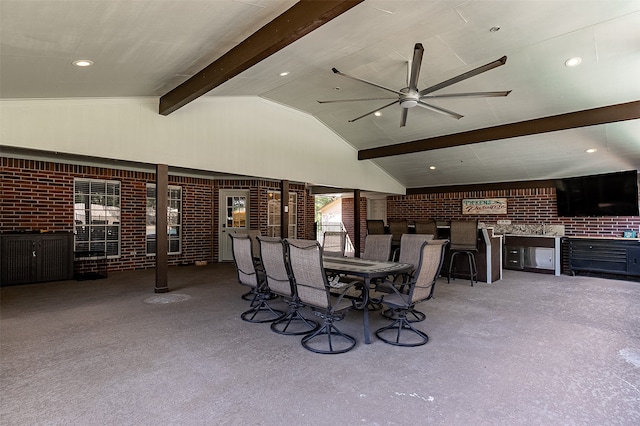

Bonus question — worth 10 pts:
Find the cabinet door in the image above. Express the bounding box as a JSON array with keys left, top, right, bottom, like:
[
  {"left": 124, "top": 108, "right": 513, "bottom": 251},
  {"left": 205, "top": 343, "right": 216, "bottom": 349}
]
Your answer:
[
  {"left": 38, "top": 235, "right": 73, "bottom": 282},
  {"left": 627, "top": 247, "right": 640, "bottom": 276},
  {"left": 1, "top": 237, "right": 36, "bottom": 285}
]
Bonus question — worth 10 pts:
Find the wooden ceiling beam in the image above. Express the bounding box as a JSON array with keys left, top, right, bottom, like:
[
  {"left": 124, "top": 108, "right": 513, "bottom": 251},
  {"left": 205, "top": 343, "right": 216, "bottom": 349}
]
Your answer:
[
  {"left": 159, "top": 0, "right": 363, "bottom": 116},
  {"left": 358, "top": 100, "right": 640, "bottom": 160}
]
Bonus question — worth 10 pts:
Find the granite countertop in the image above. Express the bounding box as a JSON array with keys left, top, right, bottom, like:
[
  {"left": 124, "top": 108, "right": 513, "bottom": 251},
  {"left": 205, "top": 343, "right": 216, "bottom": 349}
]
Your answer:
[{"left": 503, "top": 234, "right": 563, "bottom": 238}]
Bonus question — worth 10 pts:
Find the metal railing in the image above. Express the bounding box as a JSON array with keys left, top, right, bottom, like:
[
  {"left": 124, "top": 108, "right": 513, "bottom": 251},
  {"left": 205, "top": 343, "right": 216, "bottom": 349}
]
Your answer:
[{"left": 316, "top": 222, "right": 354, "bottom": 254}]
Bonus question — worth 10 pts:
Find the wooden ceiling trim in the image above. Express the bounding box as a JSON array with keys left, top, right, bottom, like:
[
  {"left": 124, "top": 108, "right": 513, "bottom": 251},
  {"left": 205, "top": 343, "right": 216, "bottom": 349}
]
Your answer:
[
  {"left": 358, "top": 100, "right": 640, "bottom": 160},
  {"left": 159, "top": 0, "right": 364, "bottom": 115}
]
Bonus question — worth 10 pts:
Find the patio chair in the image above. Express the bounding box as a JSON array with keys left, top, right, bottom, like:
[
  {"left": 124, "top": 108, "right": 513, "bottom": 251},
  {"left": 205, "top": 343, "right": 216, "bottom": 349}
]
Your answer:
[
  {"left": 366, "top": 219, "right": 385, "bottom": 235},
  {"left": 257, "top": 236, "right": 319, "bottom": 336},
  {"left": 382, "top": 233, "right": 435, "bottom": 322},
  {"left": 322, "top": 231, "right": 346, "bottom": 257},
  {"left": 333, "top": 234, "right": 393, "bottom": 307},
  {"left": 362, "top": 234, "right": 393, "bottom": 262},
  {"left": 286, "top": 238, "right": 357, "bottom": 354},
  {"left": 229, "top": 233, "right": 285, "bottom": 323},
  {"left": 234, "top": 229, "right": 261, "bottom": 256},
  {"left": 388, "top": 219, "right": 409, "bottom": 247},
  {"left": 234, "top": 229, "right": 266, "bottom": 301},
  {"left": 447, "top": 219, "right": 479, "bottom": 286},
  {"left": 375, "top": 239, "right": 449, "bottom": 347},
  {"left": 414, "top": 219, "right": 438, "bottom": 237}
]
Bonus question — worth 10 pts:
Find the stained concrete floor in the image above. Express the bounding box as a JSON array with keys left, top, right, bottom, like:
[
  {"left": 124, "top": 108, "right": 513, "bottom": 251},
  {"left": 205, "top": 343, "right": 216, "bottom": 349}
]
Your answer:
[{"left": 2, "top": 263, "right": 640, "bottom": 425}]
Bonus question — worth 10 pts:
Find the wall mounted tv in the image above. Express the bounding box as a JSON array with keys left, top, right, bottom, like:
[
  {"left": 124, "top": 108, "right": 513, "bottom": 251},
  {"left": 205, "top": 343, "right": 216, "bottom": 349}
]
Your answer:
[{"left": 555, "top": 170, "right": 639, "bottom": 217}]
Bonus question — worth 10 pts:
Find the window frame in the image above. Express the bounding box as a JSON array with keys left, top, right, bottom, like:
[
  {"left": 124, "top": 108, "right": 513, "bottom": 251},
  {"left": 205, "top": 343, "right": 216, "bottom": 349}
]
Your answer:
[
  {"left": 73, "top": 178, "right": 121, "bottom": 259},
  {"left": 267, "top": 191, "right": 297, "bottom": 237},
  {"left": 146, "top": 183, "right": 182, "bottom": 256}
]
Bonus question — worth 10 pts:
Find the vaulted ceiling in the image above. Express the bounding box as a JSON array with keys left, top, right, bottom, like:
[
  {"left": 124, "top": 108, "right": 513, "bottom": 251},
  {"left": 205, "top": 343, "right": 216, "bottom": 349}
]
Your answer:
[{"left": 2, "top": 0, "right": 639, "bottom": 190}]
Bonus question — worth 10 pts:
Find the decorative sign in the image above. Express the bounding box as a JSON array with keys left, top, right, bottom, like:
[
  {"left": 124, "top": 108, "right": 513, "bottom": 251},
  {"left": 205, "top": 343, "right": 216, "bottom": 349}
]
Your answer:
[{"left": 462, "top": 198, "right": 507, "bottom": 215}]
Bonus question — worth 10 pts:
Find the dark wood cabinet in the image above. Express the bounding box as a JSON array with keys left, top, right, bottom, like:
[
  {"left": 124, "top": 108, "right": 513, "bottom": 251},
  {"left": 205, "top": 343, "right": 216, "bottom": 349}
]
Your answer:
[
  {"left": 1, "top": 233, "right": 74, "bottom": 285},
  {"left": 568, "top": 237, "right": 640, "bottom": 278}
]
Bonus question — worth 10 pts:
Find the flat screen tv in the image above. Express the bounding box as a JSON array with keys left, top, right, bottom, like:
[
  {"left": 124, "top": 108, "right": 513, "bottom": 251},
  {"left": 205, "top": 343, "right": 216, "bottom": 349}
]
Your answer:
[{"left": 555, "top": 170, "right": 639, "bottom": 217}]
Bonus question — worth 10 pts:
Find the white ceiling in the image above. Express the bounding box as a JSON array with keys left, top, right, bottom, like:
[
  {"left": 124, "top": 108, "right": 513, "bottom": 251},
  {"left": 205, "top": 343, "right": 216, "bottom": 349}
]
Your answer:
[{"left": 2, "top": 0, "right": 640, "bottom": 189}]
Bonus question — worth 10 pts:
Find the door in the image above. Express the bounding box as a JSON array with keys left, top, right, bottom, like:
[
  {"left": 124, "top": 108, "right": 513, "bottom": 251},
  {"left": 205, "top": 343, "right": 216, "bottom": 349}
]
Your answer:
[{"left": 219, "top": 190, "right": 249, "bottom": 262}]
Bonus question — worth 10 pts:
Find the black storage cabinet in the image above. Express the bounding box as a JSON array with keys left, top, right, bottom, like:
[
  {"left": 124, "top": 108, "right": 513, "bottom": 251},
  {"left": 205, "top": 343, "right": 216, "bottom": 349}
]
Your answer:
[
  {"left": 568, "top": 237, "right": 640, "bottom": 278},
  {"left": 0, "top": 232, "right": 74, "bottom": 286}
]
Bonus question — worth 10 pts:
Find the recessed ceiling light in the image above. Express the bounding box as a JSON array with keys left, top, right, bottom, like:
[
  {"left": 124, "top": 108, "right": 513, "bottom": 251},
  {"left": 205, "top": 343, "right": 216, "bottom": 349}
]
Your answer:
[
  {"left": 429, "top": 166, "right": 436, "bottom": 170},
  {"left": 279, "top": 71, "right": 289, "bottom": 77},
  {"left": 586, "top": 148, "right": 597, "bottom": 153},
  {"left": 72, "top": 59, "right": 94, "bottom": 67},
  {"left": 565, "top": 57, "right": 582, "bottom": 67},
  {"left": 374, "top": 111, "right": 382, "bottom": 117}
]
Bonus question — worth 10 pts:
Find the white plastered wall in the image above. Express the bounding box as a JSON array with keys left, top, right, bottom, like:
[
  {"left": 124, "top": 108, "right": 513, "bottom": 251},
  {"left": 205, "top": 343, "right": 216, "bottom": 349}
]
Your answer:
[{"left": 0, "top": 96, "right": 405, "bottom": 194}]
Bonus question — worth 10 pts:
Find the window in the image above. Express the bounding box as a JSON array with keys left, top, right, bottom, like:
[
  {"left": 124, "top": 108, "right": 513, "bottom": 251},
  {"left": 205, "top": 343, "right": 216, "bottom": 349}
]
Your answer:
[
  {"left": 147, "top": 184, "right": 182, "bottom": 255},
  {"left": 267, "top": 191, "right": 297, "bottom": 237},
  {"left": 74, "top": 179, "right": 121, "bottom": 257}
]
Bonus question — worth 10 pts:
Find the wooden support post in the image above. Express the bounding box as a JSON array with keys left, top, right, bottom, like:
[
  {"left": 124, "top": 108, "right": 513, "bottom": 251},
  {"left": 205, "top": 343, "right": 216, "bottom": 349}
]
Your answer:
[
  {"left": 281, "top": 180, "right": 289, "bottom": 238},
  {"left": 155, "top": 164, "right": 169, "bottom": 293},
  {"left": 354, "top": 189, "right": 361, "bottom": 258}
]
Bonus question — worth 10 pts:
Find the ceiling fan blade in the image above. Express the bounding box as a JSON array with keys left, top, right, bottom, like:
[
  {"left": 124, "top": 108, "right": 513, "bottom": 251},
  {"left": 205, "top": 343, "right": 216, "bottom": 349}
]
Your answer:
[
  {"left": 348, "top": 100, "right": 398, "bottom": 123},
  {"left": 317, "top": 97, "right": 397, "bottom": 104},
  {"left": 418, "top": 56, "right": 507, "bottom": 97},
  {"left": 416, "top": 101, "right": 463, "bottom": 120},
  {"left": 332, "top": 68, "right": 402, "bottom": 96},
  {"left": 408, "top": 43, "right": 423, "bottom": 93},
  {"left": 421, "top": 90, "right": 512, "bottom": 99},
  {"left": 400, "top": 108, "right": 409, "bottom": 127}
]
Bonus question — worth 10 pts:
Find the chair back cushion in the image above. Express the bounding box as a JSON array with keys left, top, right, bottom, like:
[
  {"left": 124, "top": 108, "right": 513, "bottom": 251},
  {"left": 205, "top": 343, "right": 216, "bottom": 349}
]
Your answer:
[
  {"left": 409, "top": 240, "right": 449, "bottom": 304},
  {"left": 362, "top": 234, "right": 393, "bottom": 261},
  {"left": 257, "top": 236, "right": 293, "bottom": 297},
  {"left": 286, "top": 239, "right": 330, "bottom": 309},
  {"left": 414, "top": 219, "right": 437, "bottom": 236},
  {"left": 449, "top": 220, "right": 479, "bottom": 251},
  {"left": 234, "top": 230, "right": 262, "bottom": 255},
  {"left": 398, "top": 234, "right": 435, "bottom": 272},
  {"left": 366, "top": 219, "right": 385, "bottom": 235},
  {"left": 229, "top": 233, "right": 259, "bottom": 288},
  {"left": 388, "top": 219, "right": 409, "bottom": 242},
  {"left": 322, "top": 231, "right": 346, "bottom": 257}
]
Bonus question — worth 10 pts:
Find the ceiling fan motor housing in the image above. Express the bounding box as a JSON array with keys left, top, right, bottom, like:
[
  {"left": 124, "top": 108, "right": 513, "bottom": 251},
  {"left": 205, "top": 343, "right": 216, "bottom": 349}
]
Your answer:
[{"left": 400, "top": 88, "right": 419, "bottom": 108}]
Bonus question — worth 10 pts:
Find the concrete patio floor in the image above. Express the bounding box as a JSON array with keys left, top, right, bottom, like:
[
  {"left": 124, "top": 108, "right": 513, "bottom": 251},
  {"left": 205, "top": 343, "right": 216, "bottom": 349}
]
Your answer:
[{"left": 2, "top": 263, "right": 640, "bottom": 425}]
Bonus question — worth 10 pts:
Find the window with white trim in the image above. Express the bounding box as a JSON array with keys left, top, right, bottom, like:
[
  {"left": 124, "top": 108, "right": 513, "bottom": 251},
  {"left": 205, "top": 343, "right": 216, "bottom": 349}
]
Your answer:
[
  {"left": 74, "top": 178, "right": 121, "bottom": 257},
  {"left": 146, "top": 184, "right": 182, "bottom": 255},
  {"left": 267, "top": 191, "right": 297, "bottom": 237}
]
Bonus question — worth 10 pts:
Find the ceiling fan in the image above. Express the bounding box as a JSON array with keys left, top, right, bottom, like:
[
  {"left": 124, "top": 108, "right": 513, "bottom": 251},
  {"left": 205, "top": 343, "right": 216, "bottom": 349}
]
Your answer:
[{"left": 318, "top": 43, "right": 511, "bottom": 127}]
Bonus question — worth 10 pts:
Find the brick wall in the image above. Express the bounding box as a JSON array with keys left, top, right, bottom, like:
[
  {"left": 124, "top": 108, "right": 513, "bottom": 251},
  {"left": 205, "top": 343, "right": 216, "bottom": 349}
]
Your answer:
[
  {"left": 341, "top": 186, "right": 640, "bottom": 252},
  {"left": 213, "top": 179, "right": 313, "bottom": 260},
  {"left": 386, "top": 187, "right": 640, "bottom": 237},
  {"left": 1, "top": 157, "right": 314, "bottom": 274}
]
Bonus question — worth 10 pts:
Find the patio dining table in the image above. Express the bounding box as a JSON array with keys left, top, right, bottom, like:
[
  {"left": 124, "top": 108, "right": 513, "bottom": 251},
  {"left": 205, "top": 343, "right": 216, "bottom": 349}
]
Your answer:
[{"left": 322, "top": 256, "right": 413, "bottom": 344}]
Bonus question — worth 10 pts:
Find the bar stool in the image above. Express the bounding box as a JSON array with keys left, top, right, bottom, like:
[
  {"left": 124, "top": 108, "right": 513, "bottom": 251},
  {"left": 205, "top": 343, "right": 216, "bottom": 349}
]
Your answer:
[{"left": 447, "top": 219, "right": 478, "bottom": 286}]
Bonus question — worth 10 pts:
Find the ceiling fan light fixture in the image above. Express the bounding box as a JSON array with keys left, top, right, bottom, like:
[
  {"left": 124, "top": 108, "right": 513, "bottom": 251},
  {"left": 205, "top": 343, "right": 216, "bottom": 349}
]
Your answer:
[{"left": 400, "top": 99, "right": 418, "bottom": 108}]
